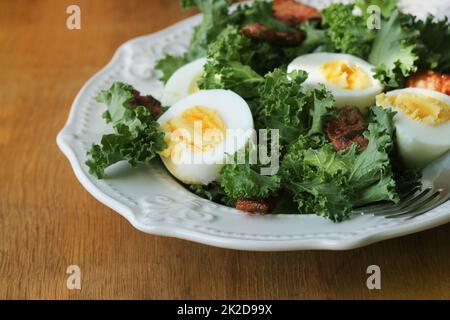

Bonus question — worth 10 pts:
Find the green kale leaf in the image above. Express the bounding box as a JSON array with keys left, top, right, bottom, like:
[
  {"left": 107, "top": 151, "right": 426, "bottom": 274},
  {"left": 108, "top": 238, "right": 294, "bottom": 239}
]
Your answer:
[
  {"left": 295, "top": 20, "right": 334, "bottom": 55},
  {"left": 220, "top": 163, "right": 281, "bottom": 200},
  {"left": 368, "top": 9, "right": 421, "bottom": 88},
  {"left": 256, "top": 69, "right": 335, "bottom": 145},
  {"left": 86, "top": 82, "right": 166, "bottom": 179},
  {"left": 307, "top": 87, "right": 336, "bottom": 135},
  {"left": 415, "top": 15, "right": 450, "bottom": 72},
  {"left": 256, "top": 69, "right": 310, "bottom": 144},
  {"left": 198, "top": 25, "right": 277, "bottom": 98},
  {"left": 322, "top": 3, "right": 374, "bottom": 58},
  {"left": 280, "top": 136, "right": 352, "bottom": 222},
  {"left": 182, "top": 0, "right": 238, "bottom": 59},
  {"left": 355, "top": 0, "right": 398, "bottom": 19},
  {"left": 233, "top": 0, "right": 295, "bottom": 32},
  {"left": 218, "top": 143, "right": 281, "bottom": 201},
  {"left": 347, "top": 106, "right": 399, "bottom": 205},
  {"left": 156, "top": 0, "right": 237, "bottom": 83},
  {"left": 155, "top": 54, "right": 190, "bottom": 84},
  {"left": 189, "top": 182, "right": 235, "bottom": 206},
  {"left": 279, "top": 107, "right": 399, "bottom": 222}
]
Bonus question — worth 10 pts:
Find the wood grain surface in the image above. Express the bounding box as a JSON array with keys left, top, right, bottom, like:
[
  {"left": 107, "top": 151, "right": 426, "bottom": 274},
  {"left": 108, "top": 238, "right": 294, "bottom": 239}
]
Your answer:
[{"left": 1, "top": 0, "right": 450, "bottom": 300}]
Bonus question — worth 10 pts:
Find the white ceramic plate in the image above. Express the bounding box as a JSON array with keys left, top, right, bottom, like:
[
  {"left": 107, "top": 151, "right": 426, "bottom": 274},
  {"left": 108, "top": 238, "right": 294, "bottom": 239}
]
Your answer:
[{"left": 57, "top": 0, "right": 450, "bottom": 251}]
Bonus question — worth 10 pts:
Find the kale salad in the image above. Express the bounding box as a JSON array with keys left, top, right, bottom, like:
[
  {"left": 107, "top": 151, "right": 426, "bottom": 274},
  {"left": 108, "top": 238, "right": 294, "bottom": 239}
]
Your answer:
[{"left": 86, "top": 0, "right": 450, "bottom": 222}]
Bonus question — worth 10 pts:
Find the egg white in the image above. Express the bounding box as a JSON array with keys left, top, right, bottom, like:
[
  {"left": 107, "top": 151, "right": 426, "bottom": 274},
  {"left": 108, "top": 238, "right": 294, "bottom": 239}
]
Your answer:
[
  {"left": 380, "top": 88, "right": 450, "bottom": 168},
  {"left": 287, "top": 52, "right": 384, "bottom": 112},
  {"left": 158, "top": 89, "right": 254, "bottom": 185},
  {"left": 161, "top": 57, "right": 207, "bottom": 107}
]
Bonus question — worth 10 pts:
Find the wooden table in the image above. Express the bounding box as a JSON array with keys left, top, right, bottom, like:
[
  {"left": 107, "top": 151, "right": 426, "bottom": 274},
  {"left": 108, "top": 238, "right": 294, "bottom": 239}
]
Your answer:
[{"left": 1, "top": 0, "right": 449, "bottom": 300}]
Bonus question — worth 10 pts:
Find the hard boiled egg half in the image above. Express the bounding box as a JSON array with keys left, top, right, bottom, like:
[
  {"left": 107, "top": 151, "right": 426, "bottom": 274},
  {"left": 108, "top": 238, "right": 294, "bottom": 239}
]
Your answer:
[
  {"left": 161, "top": 57, "right": 206, "bottom": 107},
  {"left": 158, "top": 89, "right": 254, "bottom": 185},
  {"left": 287, "top": 53, "right": 384, "bottom": 111},
  {"left": 376, "top": 88, "right": 450, "bottom": 168}
]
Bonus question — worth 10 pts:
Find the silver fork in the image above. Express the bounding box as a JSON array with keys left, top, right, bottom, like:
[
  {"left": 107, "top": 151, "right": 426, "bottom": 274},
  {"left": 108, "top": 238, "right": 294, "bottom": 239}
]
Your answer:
[{"left": 352, "top": 151, "right": 450, "bottom": 219}]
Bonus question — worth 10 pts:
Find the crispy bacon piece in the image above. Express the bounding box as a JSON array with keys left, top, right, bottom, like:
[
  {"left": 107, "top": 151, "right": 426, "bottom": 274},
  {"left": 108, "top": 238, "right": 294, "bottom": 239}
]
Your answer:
[
  {"left": 240, "top": 23, "right": 305, "bottom": 46},
  {"left": 130, "top": 90, "right": 163, "bottom": 117},
  {"left": 273, "top": 0, "right": 321, "bottom": 26},
  {"left": 236, "top": 198, "right": 271, "bottom": 214},
  {"left": 325, "top": 107, "right": 369, "bottom": 151},
  {"left": 406, "top": 70, "right": 450, "bottom": 96}
]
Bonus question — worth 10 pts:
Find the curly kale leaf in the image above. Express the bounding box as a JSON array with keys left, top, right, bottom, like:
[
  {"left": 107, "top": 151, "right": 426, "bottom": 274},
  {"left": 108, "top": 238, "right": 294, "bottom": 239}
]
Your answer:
[
  {"left": 295, "top": 20, "right": 335, "bottom": 54},
  {"left": 220, "top": 163, "right": 281, "bottom": 200},
  {"left": 256, "top": 69, "right": 309, "bottom": 144},
  {"left": 368, "top": 10, "right": 421, "bottom": 88},
  {"left": 256, "top": 69, "right": 335, "bottom": 145},
  {"left": 86, "top": 82, "right": 166, "bottom": 179},
  {"left": 415, "top": 15, "right": 450, "bottom": 73},
  {"left": 307, "top": 87, "right": 336, "bottom": 135},
  {"left": 217, "top": 143, "right": 281, "bottom": 201},
  {"left": 280, "top": 136, "right": 352, "bottom": 222},
  {"left": 233, "top": 0, "right": 295, "bottom": 32},
  {"left": 290, "top": 175, "right": 352, "bottom": 222},
  {"left": 156, "top": 0, "right": 237, "bottom": 83},
  {"left": 355, "top": 0, "right": 398, "bottom": 19},
  {"left": 155, "top": 54, "right": 190, "bottom": 84},
  {"left": 198, "top": 25, "right": 280, "bottom": 98},
  {"left": 181, "top": 0, "right": 239, "bottom": 59},
  {"left": 189, "top": 182, "right": 235, "bottom": 206},
  {"left": 322, "top": 3, "right": 374, "bottom": 58},
  {"left": 347, "top": 106, "right": 399, "bottom": 205},
  {"left": 279, "top": 107, "right": 399, "bottom": 222},
  {"left": 199, "top": 60, "right": 264, "bottom": 99}
]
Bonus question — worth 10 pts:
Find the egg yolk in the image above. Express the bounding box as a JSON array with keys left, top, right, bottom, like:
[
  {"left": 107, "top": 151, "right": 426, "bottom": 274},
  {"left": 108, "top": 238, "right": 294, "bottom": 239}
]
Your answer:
[
  {"left": 376, "top": 93, "right": 450, "bottom": 125},
  {"left": 159, "top": 106, "right": 225, "bottom": 160},
  {"left": 320, "top": 60, "right": 372, "bottom": 90}
]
